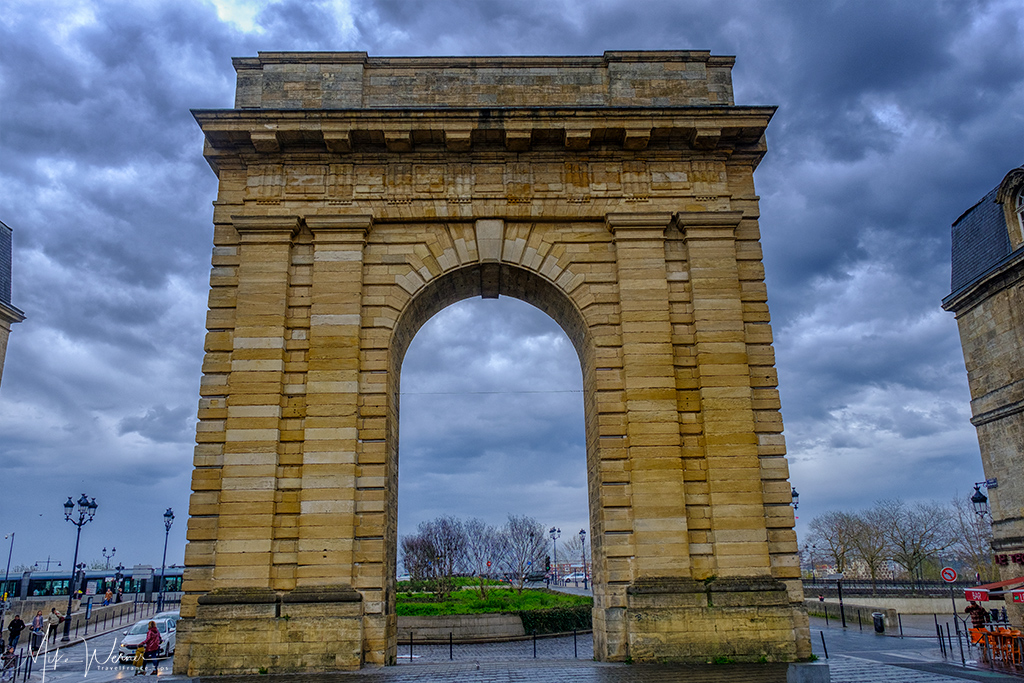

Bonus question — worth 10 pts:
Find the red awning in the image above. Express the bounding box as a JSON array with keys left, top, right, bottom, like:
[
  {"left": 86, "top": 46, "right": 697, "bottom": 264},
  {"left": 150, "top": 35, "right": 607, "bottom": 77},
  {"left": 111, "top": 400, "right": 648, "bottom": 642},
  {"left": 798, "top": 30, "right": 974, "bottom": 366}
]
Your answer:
[{"left": 966, "top": 575, "right": 1024, "bottom": 601}]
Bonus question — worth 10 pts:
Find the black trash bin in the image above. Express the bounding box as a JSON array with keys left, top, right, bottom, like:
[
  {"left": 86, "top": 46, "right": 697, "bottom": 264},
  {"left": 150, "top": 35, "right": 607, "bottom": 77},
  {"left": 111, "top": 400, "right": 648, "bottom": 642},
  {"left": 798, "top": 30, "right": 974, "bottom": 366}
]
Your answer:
[
  {"left": 31, "top": 629, "right": 43, "bottom": 652},
  {"left": 872, "top": 612, "right": 885, "bottom": 633}
]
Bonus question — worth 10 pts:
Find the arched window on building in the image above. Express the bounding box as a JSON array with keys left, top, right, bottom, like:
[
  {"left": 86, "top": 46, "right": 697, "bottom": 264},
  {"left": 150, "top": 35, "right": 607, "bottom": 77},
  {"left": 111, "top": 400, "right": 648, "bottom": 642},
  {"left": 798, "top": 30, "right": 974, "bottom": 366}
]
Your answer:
[{"left": 1016, "top": 185, "right": 1024, "bottom": 240}]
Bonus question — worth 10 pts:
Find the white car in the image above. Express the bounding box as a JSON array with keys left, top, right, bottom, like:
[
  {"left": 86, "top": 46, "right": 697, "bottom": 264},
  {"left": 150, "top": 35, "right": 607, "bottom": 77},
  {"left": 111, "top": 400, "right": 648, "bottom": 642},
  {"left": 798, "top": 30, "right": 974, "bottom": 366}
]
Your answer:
[{"left": 117, "top": 617, "right": 176, "bottom": 664}]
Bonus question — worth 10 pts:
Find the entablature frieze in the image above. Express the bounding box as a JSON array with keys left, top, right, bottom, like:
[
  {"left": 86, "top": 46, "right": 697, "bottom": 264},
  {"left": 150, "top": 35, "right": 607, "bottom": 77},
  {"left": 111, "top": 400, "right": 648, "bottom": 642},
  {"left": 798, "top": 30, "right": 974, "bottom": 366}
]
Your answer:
[{"left": 215, "top": 157, "right": 747, "bottom": 217}]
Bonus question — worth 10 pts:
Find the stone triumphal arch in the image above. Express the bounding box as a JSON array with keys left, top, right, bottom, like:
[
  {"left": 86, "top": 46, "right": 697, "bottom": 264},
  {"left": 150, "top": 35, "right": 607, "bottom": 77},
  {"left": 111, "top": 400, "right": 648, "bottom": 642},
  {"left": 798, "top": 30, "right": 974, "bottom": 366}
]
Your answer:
[{"left": 176, "top": 51, "right": 810, "bottom": 675}]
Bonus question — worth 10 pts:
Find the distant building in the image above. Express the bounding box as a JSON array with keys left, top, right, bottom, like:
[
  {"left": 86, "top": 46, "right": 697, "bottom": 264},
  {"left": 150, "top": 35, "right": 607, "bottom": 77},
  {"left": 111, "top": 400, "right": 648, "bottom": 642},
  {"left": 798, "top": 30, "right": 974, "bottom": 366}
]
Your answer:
[
  {"left": 942, "top": 165, "right": 1024, "bottom": 627},
  {"left": 0, "top": 220, "right": 26, "bottom": 387}
]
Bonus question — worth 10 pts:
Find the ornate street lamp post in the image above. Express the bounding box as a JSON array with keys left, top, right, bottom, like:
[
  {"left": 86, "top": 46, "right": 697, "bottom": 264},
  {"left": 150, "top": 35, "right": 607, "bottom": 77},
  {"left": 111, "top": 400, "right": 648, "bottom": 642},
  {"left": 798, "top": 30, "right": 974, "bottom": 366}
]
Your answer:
[
  {"left": 157, "top": 508, "right": 174, "bottom": 612},
  {"left": 101, "top": 546, "right": 116, "bottom": 570},
  {"left": 548, "top": 527, "right": 560, "bottom": 586},
  {"left": 62, "top": 494, "right": 97, "bottom": 641},
  {"left": 579, "top": 528, "right": 588, "bottom": 590}
]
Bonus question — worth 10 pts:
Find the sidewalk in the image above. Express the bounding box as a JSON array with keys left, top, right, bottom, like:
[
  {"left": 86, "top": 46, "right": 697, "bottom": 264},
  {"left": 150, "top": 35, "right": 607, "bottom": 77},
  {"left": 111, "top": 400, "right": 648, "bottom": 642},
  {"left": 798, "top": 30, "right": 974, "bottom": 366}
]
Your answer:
[{"left": 7, "top": 612, "right": 1021, "bottom": 683}]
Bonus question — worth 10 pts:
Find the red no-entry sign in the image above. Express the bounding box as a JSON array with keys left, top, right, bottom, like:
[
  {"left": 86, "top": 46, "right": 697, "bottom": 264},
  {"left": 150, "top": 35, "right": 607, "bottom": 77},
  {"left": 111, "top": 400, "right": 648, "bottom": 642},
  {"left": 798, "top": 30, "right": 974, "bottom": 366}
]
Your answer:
[{"left": 941, "top": 567, "right": 957, "bottom": 583}]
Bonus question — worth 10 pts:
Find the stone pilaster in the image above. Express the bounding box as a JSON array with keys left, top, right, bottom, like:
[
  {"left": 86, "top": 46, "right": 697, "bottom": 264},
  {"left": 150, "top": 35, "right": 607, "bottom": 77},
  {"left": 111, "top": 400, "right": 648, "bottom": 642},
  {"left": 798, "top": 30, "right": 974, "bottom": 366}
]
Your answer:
[
  {"left": 607, "top": 212, "right": 690, "bottom": 578},
  {"left": 217, "top": 215, "right": 297, "bottom": 586},
  {"left": 299, "top": 215, "right": 371, "bottom": 588},
  {"left": 677, "top": 211, "right": 771, "bottom": 577}
]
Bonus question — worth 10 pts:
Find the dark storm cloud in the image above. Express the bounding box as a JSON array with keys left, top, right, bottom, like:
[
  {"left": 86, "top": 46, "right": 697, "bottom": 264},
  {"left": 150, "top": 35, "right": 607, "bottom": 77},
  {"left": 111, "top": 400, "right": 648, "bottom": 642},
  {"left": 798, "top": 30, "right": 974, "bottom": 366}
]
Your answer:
[{"left": 1, "top": 0, "right": 1021, "bottom": 565}]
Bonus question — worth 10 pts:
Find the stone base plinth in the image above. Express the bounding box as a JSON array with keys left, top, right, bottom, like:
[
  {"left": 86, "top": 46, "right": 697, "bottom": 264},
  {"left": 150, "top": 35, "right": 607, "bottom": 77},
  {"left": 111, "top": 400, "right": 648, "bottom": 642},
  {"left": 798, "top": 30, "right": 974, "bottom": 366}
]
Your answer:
[
  {"left": 625, "top": 577, "right": 804, "bottom": 663},
  {"left": 174, "top": 586, "right": 363, "bottom": 675}
]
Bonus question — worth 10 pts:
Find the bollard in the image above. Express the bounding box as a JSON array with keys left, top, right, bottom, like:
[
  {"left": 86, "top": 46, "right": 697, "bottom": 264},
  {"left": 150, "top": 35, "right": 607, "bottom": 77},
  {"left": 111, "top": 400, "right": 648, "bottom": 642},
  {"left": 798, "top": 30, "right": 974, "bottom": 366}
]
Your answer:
[
  {"left": 819, "top": 631, "right": 828, "bottom": 659},
  {"left": 533, "top": 630, "right": 537, "bottom": 658},
  {"left": 409, "top": 632, "right": 413, "bottom": 662},
  {"left": 953, "top": 618, "right": 965, "bottom": 665},
  {"left": 898, "top": 613, "right": 904, "bottom": 638},
  {"left": 574, "top": 629, "right": 577, "bottom": 658},
  {"left": 449, "top": 632, "right": 453, "bottom": 660}
]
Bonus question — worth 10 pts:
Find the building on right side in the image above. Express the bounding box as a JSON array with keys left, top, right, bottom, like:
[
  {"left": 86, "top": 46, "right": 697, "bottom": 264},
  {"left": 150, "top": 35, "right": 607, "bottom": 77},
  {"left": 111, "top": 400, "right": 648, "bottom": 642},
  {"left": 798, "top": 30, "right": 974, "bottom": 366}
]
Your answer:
[
  {"left": 0, "top": 220, "right": 26, "bottom": 388},
  {"left": 942, "top": 165, "right": 1024, "bottom": 627}
]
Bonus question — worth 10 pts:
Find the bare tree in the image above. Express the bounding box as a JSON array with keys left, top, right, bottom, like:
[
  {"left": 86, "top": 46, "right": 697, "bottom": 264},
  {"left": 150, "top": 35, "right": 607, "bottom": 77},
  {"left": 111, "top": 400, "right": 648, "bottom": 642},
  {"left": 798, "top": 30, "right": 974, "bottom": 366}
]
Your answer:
[
  {"left": 464, "top": 517, "right": 503, "bottom": 598},
  {"left": 880, "top": 499, "right": 954, "bottom": 583},
  {"left": 949, "top": 493, "right": 994, "bottom": 583},
  {"left": 401, "top": 533, "right": 439, "bottom": 585},
  {"left": 558, "top": 532, "right": 591, "bottom": 570},
  {"left": 806, "top": 510, "right": 858, "bottom": 574},
  {"left": 421, "top": 516, "right": 468, "bottom": 600},
  {"left": 849, "top": 504, "right": 891, "bottom": 593},
  {"left": 401, "top": 516, "right": 468, "bottom": 600},
  {"left": 499, "top": 515, "right": 547, "bottom": 593}
]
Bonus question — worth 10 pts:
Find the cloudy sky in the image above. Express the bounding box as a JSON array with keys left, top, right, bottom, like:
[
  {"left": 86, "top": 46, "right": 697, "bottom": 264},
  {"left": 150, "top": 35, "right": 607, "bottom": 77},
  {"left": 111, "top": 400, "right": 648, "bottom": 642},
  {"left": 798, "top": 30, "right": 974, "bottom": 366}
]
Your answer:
[{"left": 1, "top": 0, "right": 1022, "bottom": 576}]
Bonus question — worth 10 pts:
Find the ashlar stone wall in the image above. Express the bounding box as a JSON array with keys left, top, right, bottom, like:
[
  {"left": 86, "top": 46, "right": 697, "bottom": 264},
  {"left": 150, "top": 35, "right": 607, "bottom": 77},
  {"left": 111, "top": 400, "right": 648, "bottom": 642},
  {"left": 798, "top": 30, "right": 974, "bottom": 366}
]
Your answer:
[{"left": 177, "top": 51, "right": 809, "bottom": 675}]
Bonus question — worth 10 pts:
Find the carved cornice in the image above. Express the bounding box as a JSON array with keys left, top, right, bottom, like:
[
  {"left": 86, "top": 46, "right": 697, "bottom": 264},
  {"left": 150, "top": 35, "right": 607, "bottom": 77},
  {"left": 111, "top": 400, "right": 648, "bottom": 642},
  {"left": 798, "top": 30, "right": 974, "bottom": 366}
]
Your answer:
[
  {"left": 231, "top": 215, "right": 301, "bottom": 242},
  {"left": 0, "top": 300, "right": 25, "bottom": 325},
  {"left": 942, "top": 247, "right": 1024, "bottom": 315},
  {"left": 305, "top": 214, "right": 372, "bottom": 243},
  {"left": 192, "top": 107, "right": 775, "bottom": 175}
]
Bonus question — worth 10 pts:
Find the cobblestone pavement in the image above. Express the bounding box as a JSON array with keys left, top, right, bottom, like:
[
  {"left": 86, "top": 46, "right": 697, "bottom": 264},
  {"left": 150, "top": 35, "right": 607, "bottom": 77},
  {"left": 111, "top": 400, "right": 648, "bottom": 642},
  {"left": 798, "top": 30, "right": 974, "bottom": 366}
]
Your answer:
[
  {"left": 395, "top": 632, "right": 593, "bottom": 663},
  {"left": 9, "top": 618, "right": 1022, "bottom": 683}
]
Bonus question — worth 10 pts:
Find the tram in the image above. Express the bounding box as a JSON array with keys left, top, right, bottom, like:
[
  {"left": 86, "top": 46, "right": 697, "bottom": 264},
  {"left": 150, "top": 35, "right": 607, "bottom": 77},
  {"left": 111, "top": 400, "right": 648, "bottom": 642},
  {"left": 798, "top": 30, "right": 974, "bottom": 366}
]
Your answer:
[{"left": 0, "top": 565, "right": 183, "bottom": 601}]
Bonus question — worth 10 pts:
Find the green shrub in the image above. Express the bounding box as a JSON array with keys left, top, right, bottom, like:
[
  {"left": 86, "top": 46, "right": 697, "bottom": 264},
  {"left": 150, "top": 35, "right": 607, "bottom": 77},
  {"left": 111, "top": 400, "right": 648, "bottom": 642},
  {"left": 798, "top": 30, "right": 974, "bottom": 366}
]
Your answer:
[
  {"left": 395, "top": 588, "right": 591, "bottom": 618},
  {"left": 516, "top": 605, "right": 592, "bottom": 634}
]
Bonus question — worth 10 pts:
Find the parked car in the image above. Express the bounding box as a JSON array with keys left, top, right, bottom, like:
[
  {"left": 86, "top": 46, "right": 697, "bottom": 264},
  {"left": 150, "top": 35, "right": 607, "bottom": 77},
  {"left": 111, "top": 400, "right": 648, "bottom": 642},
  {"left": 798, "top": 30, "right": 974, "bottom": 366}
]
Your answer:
[
  {"left": 117, "top": 617, "right": 176, "bottom": 664},
  {"left": 561, "top": 572, "right": 588, "bottom": 582},
  {"left": 152, "top": 610, "right": 180, "bottom": 629}
]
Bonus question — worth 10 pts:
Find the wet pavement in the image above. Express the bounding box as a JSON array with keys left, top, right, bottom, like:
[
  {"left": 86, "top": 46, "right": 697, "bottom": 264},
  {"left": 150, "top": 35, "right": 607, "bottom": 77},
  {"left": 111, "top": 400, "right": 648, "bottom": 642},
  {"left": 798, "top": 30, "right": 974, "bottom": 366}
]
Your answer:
[{"left": 4, "top": 612, "right": 1021, "bottom": 683}]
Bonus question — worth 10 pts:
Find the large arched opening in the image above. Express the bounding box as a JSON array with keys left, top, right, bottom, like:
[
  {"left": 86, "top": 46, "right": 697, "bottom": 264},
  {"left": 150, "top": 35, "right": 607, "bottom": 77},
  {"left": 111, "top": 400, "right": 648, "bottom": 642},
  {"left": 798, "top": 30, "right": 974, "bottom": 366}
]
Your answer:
[{"left": 384, "top": 263, "right": 603, "bottom": 661}]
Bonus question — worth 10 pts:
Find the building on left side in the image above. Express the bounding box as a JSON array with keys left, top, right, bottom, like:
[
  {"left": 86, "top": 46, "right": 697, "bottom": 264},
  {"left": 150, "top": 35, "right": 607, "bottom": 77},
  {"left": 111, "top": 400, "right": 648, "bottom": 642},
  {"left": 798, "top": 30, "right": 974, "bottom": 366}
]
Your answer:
[{"left": 0, "top": 220, "right": 26, "bottom": 387}]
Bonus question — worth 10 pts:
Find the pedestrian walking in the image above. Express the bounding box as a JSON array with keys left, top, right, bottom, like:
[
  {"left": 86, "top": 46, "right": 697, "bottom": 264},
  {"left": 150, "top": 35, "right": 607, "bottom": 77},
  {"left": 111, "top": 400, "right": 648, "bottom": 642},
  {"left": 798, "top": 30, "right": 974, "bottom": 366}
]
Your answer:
[
  {"left": 6, "top": 616, "right": 24, "bottom": 650},
  {"left": 965, "top": 600, "right": 988, "bottom": 629},
  {"left": 0, "top": 646, "right": 16, "bottom": 682},
  {"left": 29, "top": 611, "right": 44, "bottom": 654},
  {"left": 104, "top": 589, "right": 113, "bottom": 606},
  {"left": 141, "top": 621, "right": 161, "bottom": 675},
  {"left": 46, "top": 609, "right": 62, "bottom": 644}
]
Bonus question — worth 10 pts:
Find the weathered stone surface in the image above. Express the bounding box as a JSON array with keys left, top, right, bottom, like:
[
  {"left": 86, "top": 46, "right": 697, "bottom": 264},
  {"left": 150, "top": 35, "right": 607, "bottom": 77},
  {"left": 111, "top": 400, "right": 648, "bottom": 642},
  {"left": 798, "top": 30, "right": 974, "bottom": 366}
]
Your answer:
[
  {"left": 943, "top": 165, "right": 1024, "bottom": 631},
  {"left": 177, "top": 51, "right": 808, "bottom": 674}
]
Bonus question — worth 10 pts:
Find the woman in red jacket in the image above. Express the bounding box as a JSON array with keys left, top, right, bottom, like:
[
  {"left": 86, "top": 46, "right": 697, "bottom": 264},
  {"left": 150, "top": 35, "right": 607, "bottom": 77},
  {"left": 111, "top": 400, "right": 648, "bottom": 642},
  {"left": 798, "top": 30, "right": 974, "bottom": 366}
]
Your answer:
[{"left": 141, "top": 621, "right": 162, "bottom": 676}]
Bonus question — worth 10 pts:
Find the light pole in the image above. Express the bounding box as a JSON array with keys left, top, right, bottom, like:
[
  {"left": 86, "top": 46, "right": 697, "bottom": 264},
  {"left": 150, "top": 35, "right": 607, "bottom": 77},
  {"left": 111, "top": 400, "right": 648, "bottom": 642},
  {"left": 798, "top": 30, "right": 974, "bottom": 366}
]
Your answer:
[
  {"left": 157, "top": 508, "right": 174, "bottom": 612},
  {"left": 62, "top": 494, "right": 97, "bottom": 641},
  {"left": 34, "top": 557, "right": 62, "bottom": 571},
  {"left": 114, "top": 563, "right": 125, "bottom": 602},
  {"left": 2, "top": 533, "right": 13, "bottom": 631},
  {"left": 101, "top": 547, "right": 116, "bottom": 570},
  {"left": 548, "top": 527, "right": 560, "bottom": 585},
  {"left": 579, "top": 528, "right": 588, "bottom": 590},
  {"left": 3, "top": 533, "right": 13, "bottom": 597}
]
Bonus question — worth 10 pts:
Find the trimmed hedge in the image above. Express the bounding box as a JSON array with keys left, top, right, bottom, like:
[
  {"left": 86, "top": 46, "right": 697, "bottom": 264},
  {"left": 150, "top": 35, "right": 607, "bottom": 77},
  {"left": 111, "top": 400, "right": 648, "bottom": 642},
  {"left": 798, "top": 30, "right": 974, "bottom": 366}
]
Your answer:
[{"left": 516, "top": 604, "right": 592, "bottom": 634}]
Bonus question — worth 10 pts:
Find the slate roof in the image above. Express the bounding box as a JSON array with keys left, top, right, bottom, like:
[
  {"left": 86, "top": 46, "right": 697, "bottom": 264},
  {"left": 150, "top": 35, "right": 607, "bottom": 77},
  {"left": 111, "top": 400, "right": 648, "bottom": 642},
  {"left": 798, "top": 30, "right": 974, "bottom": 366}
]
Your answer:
[
  {"left": 0, "top": 221, "right": 12, "bottom": 307},
  {"left": 950, "top": 186, "right": 1012, "bottom": 294}
]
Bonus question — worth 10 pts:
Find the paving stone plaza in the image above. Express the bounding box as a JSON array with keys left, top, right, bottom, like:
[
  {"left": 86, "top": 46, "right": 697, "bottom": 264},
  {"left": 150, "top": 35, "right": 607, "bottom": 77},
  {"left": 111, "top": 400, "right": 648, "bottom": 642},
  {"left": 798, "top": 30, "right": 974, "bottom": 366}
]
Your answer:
[{"left": 11, "top": 616, "right": 1024, "bottom": 683}]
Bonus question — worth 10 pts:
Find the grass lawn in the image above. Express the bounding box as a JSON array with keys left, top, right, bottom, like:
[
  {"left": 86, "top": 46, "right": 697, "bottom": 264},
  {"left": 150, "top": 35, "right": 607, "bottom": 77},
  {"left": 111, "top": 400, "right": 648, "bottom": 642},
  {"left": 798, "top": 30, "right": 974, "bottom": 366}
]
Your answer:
[{"left": 396, "top": 587, "right": 592, "bottom": 616}]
